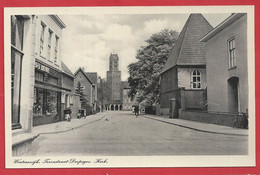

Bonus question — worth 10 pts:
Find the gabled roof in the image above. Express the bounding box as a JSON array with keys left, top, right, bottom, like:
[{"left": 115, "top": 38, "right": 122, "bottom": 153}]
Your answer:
[
  {"left": 161, "top": 14, "right": 213, "bottom": 74},
  {"left": 86, "top": 72, "right": 98, "bottom": 84},
  {"left": 74, "top": 67, "right": 93, "bottom": 84},
  {"left": 61, "top": 61, "right": 74, "bottom": 78},
  {"left": 200, "top": 13, "right": 246, "bottom": 42}
]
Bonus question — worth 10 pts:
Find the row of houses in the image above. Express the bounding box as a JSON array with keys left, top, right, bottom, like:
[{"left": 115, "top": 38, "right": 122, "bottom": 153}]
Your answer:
[
  {"left": 11, "top": 15, "right": 135, "bottom": 156},
  {"left": 159, "top": 13, "right": 248, "bottom": 126},
  {"left": 10, "top": 15, "right": 101, "bottom": 156}
]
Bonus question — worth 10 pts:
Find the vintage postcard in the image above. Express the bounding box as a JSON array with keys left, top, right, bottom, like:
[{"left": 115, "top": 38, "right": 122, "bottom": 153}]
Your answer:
[{"left": 4, "top": 6, "right": 255, "bottom": 168}]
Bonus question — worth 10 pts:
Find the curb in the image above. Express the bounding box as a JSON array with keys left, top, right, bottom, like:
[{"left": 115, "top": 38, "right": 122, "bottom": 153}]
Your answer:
[
  {"left": 35, "top": 114, "right": 106, "bottom": 135},
  {"left": 143, "top": 115, "right": 248, "bottom": 137}
]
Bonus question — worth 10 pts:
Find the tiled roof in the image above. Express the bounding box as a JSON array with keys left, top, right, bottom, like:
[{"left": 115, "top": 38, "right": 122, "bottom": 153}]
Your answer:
[
  {"left": 161, "top": 14, "right": 213, "bottom": 74},
  {"left": 86, "top": 72, "right": 98, "bottom": 84},
  {"left": 61, "top": 61, "right": 74, "bottom": 77},
  {"left": 74, "top": 67, "right": 93, "bottom": 84}
]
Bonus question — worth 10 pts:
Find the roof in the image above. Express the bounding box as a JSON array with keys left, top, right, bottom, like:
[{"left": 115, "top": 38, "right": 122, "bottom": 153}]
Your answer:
[
  {"left": 161, "top": 14, "right": 213, "bottom": 74},
  {"left": 200, "top": 13, "right": 246, "bottom": 42},
  {"left": 49, "top": 15, "right": 66, "bottom": 29},
  {"left": 86, "top": 72, "right": 98, "bottom": 84},
  {"left": 74, "top": 67, "right": 93, "bottom": 84},
  {"left": 61, "top": 61, "right": 74, "bottom": 78}
]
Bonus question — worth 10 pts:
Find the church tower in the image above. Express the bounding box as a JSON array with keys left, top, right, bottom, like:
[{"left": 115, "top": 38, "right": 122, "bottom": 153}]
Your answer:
[{"left": 106, "top": 53, "right": 121, "bottom": 107}]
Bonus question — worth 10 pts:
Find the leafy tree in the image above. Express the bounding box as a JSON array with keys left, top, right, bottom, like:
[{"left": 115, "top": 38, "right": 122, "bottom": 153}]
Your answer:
[{"left": 128, "top": 29, "right": 179, "bottom": 106}]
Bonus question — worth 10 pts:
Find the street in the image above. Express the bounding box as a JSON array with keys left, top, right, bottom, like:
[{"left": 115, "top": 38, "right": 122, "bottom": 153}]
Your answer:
[{"left": 24, "top": 111, "right": 248, "bottom": 156}]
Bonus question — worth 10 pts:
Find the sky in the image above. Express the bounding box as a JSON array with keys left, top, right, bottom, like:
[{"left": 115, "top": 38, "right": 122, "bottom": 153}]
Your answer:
[{"left": 60, "top": 13, "right": 230, "bottom": 81}]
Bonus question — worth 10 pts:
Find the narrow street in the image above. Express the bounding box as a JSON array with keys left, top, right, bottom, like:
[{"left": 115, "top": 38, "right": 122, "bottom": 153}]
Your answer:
[{"left": 24, "top": 111, "right": 248, "bottom": 156}]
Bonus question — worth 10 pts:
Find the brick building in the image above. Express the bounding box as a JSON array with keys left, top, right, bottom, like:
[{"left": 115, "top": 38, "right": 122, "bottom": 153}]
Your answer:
[
  {"left": 106, "top": 53, "right": 122, "bottom": 111},
  {"left": 159, "top": 14, "right": 213, "bottom": 116},
  {"left": 73, "top": 67, "right": 96, "bottom": 116}
]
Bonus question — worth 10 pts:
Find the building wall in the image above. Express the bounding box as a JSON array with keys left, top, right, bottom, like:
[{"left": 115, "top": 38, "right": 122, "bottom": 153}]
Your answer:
[
  {"left": 205, "top": 15, "right": 248, "bottom": 113},
  {"left": 35, "top": 15, "right": 63, "bottom": 71},
  {"left": 74, "top": 70, "right": 92, "bottom": 105},
  {"left": 71, "top": 94, "right": 81, "bottom": 118},
  {"left": 18, "top": 16, "right": 35, "bottom": 132},
  {"left": 61, "top": 73, "right": 74, "bottom": 90},
  {"left": 123, "top": 89, "right": 133, "bottom": 110},
  {"left": 61, "top": 73, "right": 74, "bottom": 120},
  {"left": 177, "top": 67, "right": 206, "bottom": 89},
  {"left": 107, "top": 71, "right": 121, "bottom": 101},
  {"left": 160, "top": 67, "right": 178, "bottom": 109}
]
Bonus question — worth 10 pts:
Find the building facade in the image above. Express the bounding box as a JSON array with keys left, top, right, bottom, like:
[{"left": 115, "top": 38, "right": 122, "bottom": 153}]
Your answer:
[
  {"left": 10, "top": 15, "right": 66, "bottom": 155},
  {"left": 160, "top": 14, "right": 212, "bottom": 116},
  {"left": 106, "top": 53, "right": 122, "bottom": 110},
  {"left": 86, "top": 72, "right": 98, "bottom": 113},
  {"left": 61, "top": 61, "right": 75, "bottom": 120},
  {"left": 201, "top": 13, "right": 248, "bottom": 114},
  {"left": 73, "top": 67, "right": 95, "bottom": 116},
  {"left": 33, "top": 15, "right": 66, "bottom": 126},
  {"left": 121, "top": 81, "right": 134, "bottom": 111}
]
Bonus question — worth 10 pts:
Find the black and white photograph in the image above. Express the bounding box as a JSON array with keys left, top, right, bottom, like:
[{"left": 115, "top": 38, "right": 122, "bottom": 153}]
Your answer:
[{"left": 5, "top": 6, "right": 255, "bottom": 168}]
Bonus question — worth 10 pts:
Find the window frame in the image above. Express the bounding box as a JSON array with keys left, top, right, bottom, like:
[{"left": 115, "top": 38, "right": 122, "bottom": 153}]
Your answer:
[
  {"left": 40, "top": 22, "right": 46, "bottom": 55},
  {"left": 11, "top": 15, "right": 25, "bottom": 130},
  {"left": 191, "top": 70, "right": 201, "bottom": 89},
  {"left": 47, "top": 29, "right": 53, "bottom": 60},
  {"left": 54, "top": 35, "right": 59, "bottom": 63},
  {"left": 228, "top": 37, "right": 236, "bottom": 69}
]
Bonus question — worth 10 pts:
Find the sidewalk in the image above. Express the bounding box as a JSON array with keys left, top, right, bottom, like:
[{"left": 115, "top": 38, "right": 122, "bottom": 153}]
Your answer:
[
  {"left": 143, "top": 114, "right": 248, "bottom": 136},
  {"left": 32, "top": 112, "right": 106, "bottom": 135}
]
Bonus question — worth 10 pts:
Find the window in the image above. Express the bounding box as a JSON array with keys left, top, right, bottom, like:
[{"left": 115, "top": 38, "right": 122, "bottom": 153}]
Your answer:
[
  {"left": 33, "top": 88, "right": 44, "bottom": 115},
  {"left": 54, "top": 36, "right": 59, "bottom": 63},
  {"left": 47, "top": 29, "right": 53, "bottom": 60},
  {"left": 11, "top": 15, "right": 24, "bottom": 130},
  {"left": 191, "top": 70, "right": 201, "bottom": 89},
  {"left": 33, "top": 88, "right": 58, "bottom": 116},
  {"left": 228, "top": 38, "right": 236, "bottom": 69},
  {"left": 40, "top": 22, "right": 46, "bottom": 55}
]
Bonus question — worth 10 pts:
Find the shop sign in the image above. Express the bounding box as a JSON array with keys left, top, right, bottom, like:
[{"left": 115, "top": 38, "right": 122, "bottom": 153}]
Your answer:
[{"left": 35, "top": 62, "right": 50, "bottom": 73}]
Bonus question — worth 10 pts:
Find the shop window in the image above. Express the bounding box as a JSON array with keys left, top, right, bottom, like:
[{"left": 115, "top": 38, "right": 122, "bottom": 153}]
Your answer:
[
  {"left": 33, "top": 88, "right": 44, "bottom": 116},
  {"left": 33, "top": 88, "right": 58, "bottom": 116},
  {"left": 191, "top": 70, "right": 201, "bottom": 89},
  {"left": 11, "top": 15, "right": 24, "bottom": 130},
  {"left": 46, "top": 90, "right": 58, "bottom": 115},
  {"left": 228, "top": 38, "right": 236, "bottom": 69}
]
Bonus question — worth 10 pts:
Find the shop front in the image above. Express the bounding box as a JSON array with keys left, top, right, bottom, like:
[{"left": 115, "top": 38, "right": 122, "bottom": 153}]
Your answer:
[{"left": 33, "top": 61, "right": 62, "bottom": 126}]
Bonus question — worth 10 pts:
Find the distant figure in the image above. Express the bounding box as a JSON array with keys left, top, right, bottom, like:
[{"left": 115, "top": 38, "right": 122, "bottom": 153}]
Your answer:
[{"left": 134, "top": 106, "right": 139, "bottom": 117}]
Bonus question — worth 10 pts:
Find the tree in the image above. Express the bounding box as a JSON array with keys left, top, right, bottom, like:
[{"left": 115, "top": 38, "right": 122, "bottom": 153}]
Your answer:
[
  {"left": 128, "top": 29, "right": 179, "bottom": 106},
  {"left": 75, "top": 81, "right": 88, "bottom": 103}
]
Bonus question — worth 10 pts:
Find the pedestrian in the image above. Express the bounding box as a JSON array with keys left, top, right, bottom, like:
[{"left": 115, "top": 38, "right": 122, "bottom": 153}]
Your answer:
[{"left": 134, "top": 105, "right": 139, "bottom": 117}]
